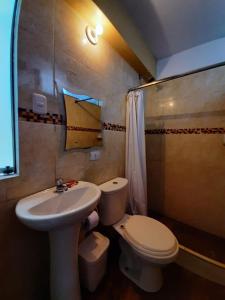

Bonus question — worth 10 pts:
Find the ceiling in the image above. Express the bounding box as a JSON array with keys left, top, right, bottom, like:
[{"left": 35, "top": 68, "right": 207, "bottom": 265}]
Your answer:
[{"left": 120, "top": 0, "right": 225, "bottom": 59}]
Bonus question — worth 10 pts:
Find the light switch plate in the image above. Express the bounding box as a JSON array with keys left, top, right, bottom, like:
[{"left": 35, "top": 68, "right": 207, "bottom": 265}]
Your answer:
[{"left": 32, "top": 93, "right": 47, "bottom": 114}]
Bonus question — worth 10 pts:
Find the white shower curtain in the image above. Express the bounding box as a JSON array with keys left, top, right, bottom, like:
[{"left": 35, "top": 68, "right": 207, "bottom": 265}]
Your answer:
[{"left": 125, "top": 90, "right": 147, "bottom": 216}]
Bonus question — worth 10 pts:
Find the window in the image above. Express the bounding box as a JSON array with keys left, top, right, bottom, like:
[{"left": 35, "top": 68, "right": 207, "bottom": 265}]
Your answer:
[{"left": 0, "top": 0, "right": 19, "bottom": 177}]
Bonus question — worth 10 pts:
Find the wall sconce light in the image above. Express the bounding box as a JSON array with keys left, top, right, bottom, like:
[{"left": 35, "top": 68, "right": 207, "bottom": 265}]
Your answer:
[{"left": 85, "top": 24, "right": 103, "bottom": 45}]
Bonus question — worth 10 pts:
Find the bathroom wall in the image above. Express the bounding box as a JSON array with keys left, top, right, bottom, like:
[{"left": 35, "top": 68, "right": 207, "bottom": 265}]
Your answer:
[
  {"left": 145, "top": 65, "right": 225, "bottom": 238},
  {"left": 0, "top": 1, "right": 139, "bottom": 299}
]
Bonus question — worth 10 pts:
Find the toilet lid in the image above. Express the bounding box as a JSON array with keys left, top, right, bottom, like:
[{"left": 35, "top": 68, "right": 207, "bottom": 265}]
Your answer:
[{"left": 123, "top": 215, "right": 177, "bottom": 256}]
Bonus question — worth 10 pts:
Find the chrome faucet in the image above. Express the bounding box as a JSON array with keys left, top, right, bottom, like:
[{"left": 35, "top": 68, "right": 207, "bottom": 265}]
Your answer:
[{"left": 56, "top": 178, "right": 68, "bottom": 193}]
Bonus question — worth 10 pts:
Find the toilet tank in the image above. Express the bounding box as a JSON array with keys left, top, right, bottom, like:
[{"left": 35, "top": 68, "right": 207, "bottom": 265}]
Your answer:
[{"left": 98, "top": 177, "right": 128, "bottom": 226}]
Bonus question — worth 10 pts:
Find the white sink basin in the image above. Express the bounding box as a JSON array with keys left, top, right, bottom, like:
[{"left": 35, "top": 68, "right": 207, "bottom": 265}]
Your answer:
[
  {"left": 15, "top": 181, "right": 101, "bottom": 300},
  {"left": 16, "top": 181, "right": 101, "bottom": 231}
]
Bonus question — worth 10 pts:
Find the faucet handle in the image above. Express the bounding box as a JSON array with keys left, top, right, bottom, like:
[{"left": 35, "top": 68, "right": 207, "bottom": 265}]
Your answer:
[
  {"left": 56, "top": 178, "right": 63, "bottom": 187},
  {"left": 55, "top": 178, "right": 68, "bottom": 193}
]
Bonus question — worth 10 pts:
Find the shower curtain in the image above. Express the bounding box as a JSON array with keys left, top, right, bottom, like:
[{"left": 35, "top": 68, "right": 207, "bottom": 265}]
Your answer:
[{"left": 125, "top": 90, "right": 147, "bottom": 216}]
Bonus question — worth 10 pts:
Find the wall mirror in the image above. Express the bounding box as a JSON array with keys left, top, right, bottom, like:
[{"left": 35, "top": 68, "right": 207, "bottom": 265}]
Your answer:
[{"left": 63, "top": 89, "right": 103, "bottom": 150}]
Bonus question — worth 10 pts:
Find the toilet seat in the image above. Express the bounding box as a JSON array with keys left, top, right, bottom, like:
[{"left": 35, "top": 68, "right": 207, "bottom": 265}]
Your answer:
[{"left": 122, "top": 215, "right": 178, "bottom": 258}]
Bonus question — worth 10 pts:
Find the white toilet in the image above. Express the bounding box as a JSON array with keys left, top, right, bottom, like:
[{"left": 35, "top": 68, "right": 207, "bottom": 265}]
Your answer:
[{"left": 98, "top": 177, "right": 179, "bottom": 292}]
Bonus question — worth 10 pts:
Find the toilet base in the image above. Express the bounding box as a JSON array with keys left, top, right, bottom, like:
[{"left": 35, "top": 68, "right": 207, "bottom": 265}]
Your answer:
[{"left": 119, "top": 238, "right": 163, "bottom": 292}]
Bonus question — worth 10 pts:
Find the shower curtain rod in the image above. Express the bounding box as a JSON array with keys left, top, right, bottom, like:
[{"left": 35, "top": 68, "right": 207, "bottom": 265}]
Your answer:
[{"left": 128, "top": 61, "right": 225, "bottom": 93}]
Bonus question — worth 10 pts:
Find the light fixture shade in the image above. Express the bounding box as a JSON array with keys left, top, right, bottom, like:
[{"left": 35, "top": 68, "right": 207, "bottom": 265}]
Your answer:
[{"left": 85, "top": 25, "right": 97, "bottom": 45}]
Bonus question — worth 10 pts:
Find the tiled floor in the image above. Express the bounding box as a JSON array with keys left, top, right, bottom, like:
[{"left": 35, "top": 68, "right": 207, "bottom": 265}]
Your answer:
[
  {"left": 150, "top": 211, "right": 225, "bottom": 263},
  {"left": 81, "top": 226, "right": 225, "bottom": 300},
  {"left": 81, "top": 256, "right": 225, "bottom": 300}
]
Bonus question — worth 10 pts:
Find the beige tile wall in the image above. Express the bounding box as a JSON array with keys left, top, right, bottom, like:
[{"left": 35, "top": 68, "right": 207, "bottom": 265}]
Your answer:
[
  {"left": 0, "top": 0, "right": 138, "bottom": 299},
  {"left": 145, "top": 65, "right": 225, "bottom": 239}
]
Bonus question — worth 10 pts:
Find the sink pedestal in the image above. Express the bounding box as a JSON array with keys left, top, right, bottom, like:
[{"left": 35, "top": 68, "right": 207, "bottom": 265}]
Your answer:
[
  {"left": 49, "top": 224, "right": 81, "bottom": 300},
  {"left": 16, "top": 182, "right": 101, "bottom": 300}
]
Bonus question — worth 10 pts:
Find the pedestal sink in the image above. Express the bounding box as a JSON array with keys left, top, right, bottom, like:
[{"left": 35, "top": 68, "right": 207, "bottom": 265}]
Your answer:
[{"left": 15, "top": 181, "right": 101, "bottom": 300}]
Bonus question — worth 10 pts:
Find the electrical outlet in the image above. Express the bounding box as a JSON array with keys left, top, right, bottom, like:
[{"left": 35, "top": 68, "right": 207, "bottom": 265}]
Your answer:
[{"left": 90, "top": 150, "right": 101, "bottom": 161}]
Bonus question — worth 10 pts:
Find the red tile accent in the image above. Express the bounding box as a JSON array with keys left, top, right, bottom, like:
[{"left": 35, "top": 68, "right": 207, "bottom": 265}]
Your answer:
[
  {"left": 19, "top": 108, "right": 225, "bottom": 134},
  {"left": 145, "top": 127, "right": 225, "bottom": 134},
  {"left": 19, "top": 108, "right": 64, "bottom": 125},
  {"left": 66, "top": 126, "right": 101, "bottom": 132}
]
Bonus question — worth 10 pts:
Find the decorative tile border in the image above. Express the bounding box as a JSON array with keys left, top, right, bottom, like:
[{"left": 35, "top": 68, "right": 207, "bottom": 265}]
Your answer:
[
  {"left": 18, "top": 108, "right": 126, "bottom": 132},
  {"left": 19, "top": 108, "right": 63, "bottom": 125},
  {"left": 67, "top": 126, "right": 101, "bottom": 132},
  {"left": 67, "top": 123, "right": 126, "bottom": 132},
  {"left": 19, "top": 108, "right": 225, "bottom": 134},
  {"left": 103, "top": 122, "right": 126, "bottom": 132},
  {"left": 145, "top": 128, "right": 225, "bottom": 134}
]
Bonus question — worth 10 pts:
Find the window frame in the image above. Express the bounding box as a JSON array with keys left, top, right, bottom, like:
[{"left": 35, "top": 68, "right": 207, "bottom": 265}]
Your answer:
[{"left": 0, "top": 0, "right": 21, "bottom": 179}]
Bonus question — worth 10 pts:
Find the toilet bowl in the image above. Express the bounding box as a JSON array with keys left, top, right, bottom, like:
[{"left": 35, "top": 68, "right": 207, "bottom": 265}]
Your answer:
[{"left": 98, "top": 177, "right": 179, "bottom": 292}]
